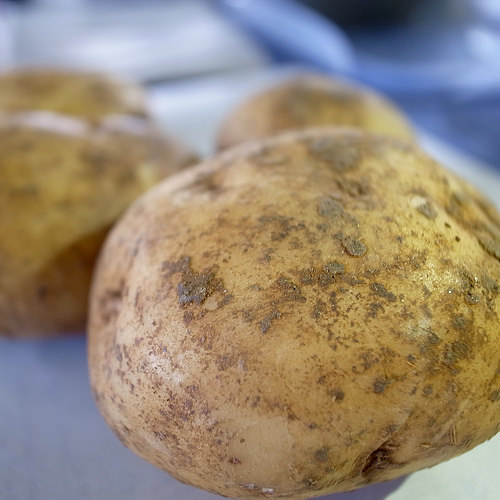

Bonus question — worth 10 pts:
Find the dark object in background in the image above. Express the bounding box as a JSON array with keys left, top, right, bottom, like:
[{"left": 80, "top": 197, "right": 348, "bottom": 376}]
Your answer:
[{"left": 300, "top": 0, "right": 423, "bottom": 26}]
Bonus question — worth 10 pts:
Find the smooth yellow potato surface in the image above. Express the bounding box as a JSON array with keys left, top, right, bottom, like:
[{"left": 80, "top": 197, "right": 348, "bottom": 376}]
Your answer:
[
  {"left": 217, "top": 73, "right": 414, "bottom": 151},
  {"left": 89, "top": 129, "right": 499, "bottom": 499}
]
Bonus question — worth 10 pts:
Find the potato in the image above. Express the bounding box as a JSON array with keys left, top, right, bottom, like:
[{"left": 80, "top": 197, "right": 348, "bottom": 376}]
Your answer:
[
  {"left": 0, "top": 68, "right": 147, "bottom": 121},
  {"left": 216, "top": 73, "right": 414, "bottom": 151},
  {"left": 88, "top": 128, "right": 499, "bottom": 499},
  {"left": 0, "top": 69, "right": 197, "bottom": 337}
]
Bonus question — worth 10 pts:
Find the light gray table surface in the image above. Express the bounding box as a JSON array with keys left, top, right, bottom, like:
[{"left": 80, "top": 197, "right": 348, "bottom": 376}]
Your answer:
[{"left": 1, "top": 68, "right": 499, "bottom": 500}]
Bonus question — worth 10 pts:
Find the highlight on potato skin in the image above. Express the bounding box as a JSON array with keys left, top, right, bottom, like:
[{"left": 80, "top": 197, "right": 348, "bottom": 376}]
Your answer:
[
  {"left": 0, "top": 69, "right": 198, "bottom": 338},
  {"left": 88, "top": 128, "right": 500, "bottom": 499},
  {"left": 216, "top": 73, "right": 415, "bottom": 151}
]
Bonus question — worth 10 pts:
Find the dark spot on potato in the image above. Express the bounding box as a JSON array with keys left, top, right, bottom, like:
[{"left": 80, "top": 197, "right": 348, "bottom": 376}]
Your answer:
[
  {"left": 338, "top": 234, "right": 367, "bottom": 257},
  {"left": 260, "top": 248, "right": 275, "bottom": 263},
  {"left": 258, "top": 214, "right": 297, "bottom": 241},
  {"left": 183, "top": 310, "right": 194, "bottom": 324},
  {"left": 317, "top": 198, "right": 359, "bottom": 227},
  {"left": 407, "top": 354, "right": 416, "bottom": 363},
  {"left": 176, "top": 258, "right": 224, "bottom": 306},
  {"left": 241, "top": 309, "right": 254, "bottom": 323},
  {"left": 329, "top": 292, "right": 339, "bottom": 313},
  {"left": 317, "top": 196, "right": 343, "bottom": 218},
  {"left": 361, "top": 351, "right": 381, "bottom": 371},
  {"left": 373, "top": 378, "right": 390, "bottom": 394},
  {"left": 162, "top": 256, "right": 190, "bottom": 277},
  {"left": 423, "top": 385, "right": 433, "bottom": 396},
  {"left": 350, "top": 277, "right": 366, "bottom": 287},
  {"left": 276, "top": 276, "right": 306, "bottom": 303},
  {"left": 416, "top": 201, "right": 437, "bottom": 220},
  {"left": 249, "top": 396, "right": 261, "bottom": 408},
  {"left": 312, "top": 300, "right": 328, "bottom": 320},
  {"left": 229, "top": 456, "right": 242, "bottom": 465},
  {"left": 314, "top": 446, "right": 330, "bottom": 462},
  {"left": 328, "top": 388, "right": 345, "bottom": 402},
  {"left": 490, "top": 389, "right": 500, "bottom": 402},
  {"left": 298, "top": 268, "right": 315, "bottom": 286},
  {"left": 422, "top": 330, "right": 441, "bottom": 349},
  {"left": 307, "top": 136, "right": 361, "bottom": 171},
  {"left": 368, "top": 302, "right": 384, "bottom": 318},
  {"left": 323, "top": 261, "right": 345, "bottom": 276},
  {"left": 297, "top": 263, "right": 345, "bottom": 289},
  {"left": 370, "top": 283, "right": 397, "bottom": 302},
  {"left": 451, "top": 340, "right": 470, "bottom": 359},
  {"left": 217, "top": 354, "right": 234, "bottom": 371},
  {"left": 443, "top": 338, "right": 470, "bottom": 367},
  {"left": 420, "top": 304, "right": 433, "bottom": 319},
  {"left": 452, "top": 314, "right": 470, "bottom": 332},
  {"left": 259, "top": 309, "right": 281, "bottom": 334},
  {"left": 100, "top": 286, "right": 124, "bottom": 324},
  {"left": 319, "top": 269, "right": 341, "bottom": 287}
]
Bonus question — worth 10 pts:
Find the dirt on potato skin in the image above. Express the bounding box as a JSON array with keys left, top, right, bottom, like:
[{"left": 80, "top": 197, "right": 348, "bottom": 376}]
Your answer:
[{"left": 88, "top": 128, "right": 500, "bottom": 500}]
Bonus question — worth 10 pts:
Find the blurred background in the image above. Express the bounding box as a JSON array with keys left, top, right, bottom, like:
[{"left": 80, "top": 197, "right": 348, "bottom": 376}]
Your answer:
[
  {"left": 1, "top": 0, "right": 500, "bottom": 164},
  {"left": 1, "top": 1, "right": 499, "bottom": 500}
]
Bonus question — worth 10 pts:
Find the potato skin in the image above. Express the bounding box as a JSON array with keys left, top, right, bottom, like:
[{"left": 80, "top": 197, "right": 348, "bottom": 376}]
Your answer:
[
  {"left": 0, "top": 68, "right": 147, "bottom": 121},
  {"left": 216, "top": 73, "right": 414, "bottom": 151},
  {"left": 89, "top": 128, "right": 500, "bottom": 499},
  {"left": 0, "top": 70, "right": 197, "bottom": 337}
]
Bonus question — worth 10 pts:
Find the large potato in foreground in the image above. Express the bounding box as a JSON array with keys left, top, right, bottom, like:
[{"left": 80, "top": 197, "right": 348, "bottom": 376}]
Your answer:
[
  {"left": 89, "top": 129, "right": 500, "bottom": 499},
  {"left": 216, "top": 73, "right": 414, "bottom": 151},
  {"left": 0, "top": 70, "right": 197, "bottom": 337}
]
